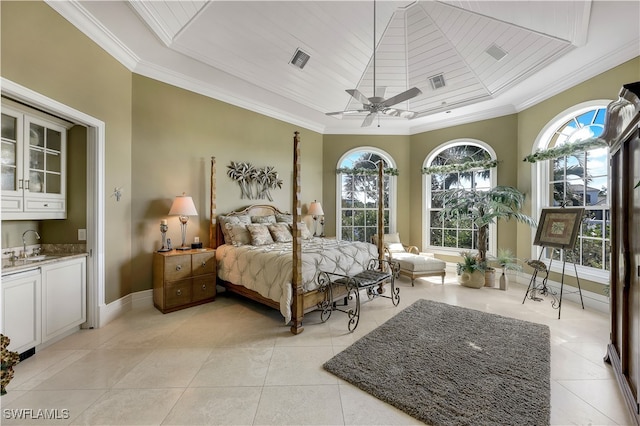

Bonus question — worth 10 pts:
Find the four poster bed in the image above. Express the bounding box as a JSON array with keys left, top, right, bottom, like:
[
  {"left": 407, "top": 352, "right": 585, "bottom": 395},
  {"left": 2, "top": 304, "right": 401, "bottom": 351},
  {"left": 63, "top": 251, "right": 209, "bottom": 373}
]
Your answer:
[{"left": 209, "top": 132, "right": 387, "bottom": 334}]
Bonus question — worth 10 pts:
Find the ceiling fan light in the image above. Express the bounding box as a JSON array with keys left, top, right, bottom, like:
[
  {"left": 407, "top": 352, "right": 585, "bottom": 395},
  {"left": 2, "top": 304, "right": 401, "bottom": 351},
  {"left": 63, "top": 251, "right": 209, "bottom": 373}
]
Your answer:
[
  {"left": 400, "top": 111, "right": 416, "bottom": 119},
  {"left": 384, "top": 108, "right": 398, "bottom": 116}
]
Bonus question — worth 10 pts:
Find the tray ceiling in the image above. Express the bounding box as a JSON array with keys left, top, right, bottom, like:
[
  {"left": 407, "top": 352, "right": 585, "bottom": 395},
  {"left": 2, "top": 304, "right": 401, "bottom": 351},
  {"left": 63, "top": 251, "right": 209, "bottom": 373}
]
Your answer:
[{"left": 47, "top": 1, "right": 640, "bottom": 134}]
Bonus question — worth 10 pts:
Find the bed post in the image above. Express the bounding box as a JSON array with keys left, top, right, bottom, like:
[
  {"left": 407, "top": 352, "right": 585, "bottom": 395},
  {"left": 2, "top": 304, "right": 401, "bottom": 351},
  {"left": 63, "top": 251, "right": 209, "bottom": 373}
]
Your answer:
[
  {"left": 377, "top": 161, "right": 384, "bottom": 267},
  {"left": 210, "top": 156, "right": 217, "bottom": 248},
  {"left": 291, "top": 131, "right": 304, "bottom": 334}
]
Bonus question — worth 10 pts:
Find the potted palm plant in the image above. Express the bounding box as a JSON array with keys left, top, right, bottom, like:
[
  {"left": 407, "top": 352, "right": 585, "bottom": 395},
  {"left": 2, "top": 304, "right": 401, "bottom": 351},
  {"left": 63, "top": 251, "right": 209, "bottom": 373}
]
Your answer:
[
  {"left": 456, "top": 251, "right": 486, "bottom": 288},
  {"left": 441, "top": 185, "right": 536, "bottom": 287}
]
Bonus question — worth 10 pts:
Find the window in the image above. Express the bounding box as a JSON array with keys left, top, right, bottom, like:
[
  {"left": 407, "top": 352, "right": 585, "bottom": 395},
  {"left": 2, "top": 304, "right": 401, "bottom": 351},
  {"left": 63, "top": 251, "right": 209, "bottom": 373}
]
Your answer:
[
  {"left": 337, "top": 148, "right": 396, "bottom": 242},
  {"left": 423, "top": 140, "right": 497, "bottom": 252},
  {"left": 533, "top": 102, "right": 609, "bottom": 278}
]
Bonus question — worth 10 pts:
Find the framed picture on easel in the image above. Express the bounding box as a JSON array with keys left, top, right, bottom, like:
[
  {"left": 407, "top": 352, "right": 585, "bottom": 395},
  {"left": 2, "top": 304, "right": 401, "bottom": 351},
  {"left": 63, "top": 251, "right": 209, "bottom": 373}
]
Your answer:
[{"left": 533, "top": 208, "right": 584, "bottom": 249}]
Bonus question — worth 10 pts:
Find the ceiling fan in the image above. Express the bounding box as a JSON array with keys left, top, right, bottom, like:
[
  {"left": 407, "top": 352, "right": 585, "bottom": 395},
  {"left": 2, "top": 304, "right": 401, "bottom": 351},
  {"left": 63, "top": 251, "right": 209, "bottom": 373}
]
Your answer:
[{"left": 326, "top": 0, "right": 422, "bottom": 127}]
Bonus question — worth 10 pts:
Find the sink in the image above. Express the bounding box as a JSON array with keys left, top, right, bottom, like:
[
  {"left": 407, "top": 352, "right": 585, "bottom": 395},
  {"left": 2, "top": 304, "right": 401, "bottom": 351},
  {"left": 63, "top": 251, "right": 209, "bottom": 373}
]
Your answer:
[{"left": 25, "top": 255, "right": 60, "bottom": 262}]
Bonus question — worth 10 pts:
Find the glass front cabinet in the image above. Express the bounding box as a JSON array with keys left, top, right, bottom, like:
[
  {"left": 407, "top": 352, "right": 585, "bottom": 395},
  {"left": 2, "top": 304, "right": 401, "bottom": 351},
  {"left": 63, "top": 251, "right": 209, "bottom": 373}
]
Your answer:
[{"left": 1, "top": 102, "right": 68, "bottom": 219}]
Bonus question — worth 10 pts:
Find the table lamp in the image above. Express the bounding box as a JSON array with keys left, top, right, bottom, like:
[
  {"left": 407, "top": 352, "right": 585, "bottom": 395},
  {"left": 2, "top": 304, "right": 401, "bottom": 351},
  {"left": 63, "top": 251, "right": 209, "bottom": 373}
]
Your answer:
[
  {"left": 169, "top": 193, "right": 198, "bottom": 250},
  {"left": 308, "top": 200, "right": 324, "bottom": 237}
]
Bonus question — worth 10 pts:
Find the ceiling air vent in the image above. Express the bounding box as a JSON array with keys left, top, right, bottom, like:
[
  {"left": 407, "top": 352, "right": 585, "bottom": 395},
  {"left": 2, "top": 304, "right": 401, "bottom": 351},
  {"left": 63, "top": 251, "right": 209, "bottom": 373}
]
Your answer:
[
  {"left": 290, "top": 48, "right": 310, "bottom": 70},
  {"left": 486, "top": 43, "right": 507, "bottom": 61},
  {"left": 429, "top": 74, "right": 446, "bottom": 90}
]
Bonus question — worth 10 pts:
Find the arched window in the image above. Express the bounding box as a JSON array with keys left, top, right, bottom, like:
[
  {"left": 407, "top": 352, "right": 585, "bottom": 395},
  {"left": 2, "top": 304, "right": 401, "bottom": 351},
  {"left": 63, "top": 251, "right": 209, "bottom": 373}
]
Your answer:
[
  {"left": 336, "top": 148, "right": 396, "bottom": 242},
  {"left": 423, "top": 140, "right": 497, "bottom": 253},
  {"left": 532, "top": 102, "right": 610, "bottom": 280}
]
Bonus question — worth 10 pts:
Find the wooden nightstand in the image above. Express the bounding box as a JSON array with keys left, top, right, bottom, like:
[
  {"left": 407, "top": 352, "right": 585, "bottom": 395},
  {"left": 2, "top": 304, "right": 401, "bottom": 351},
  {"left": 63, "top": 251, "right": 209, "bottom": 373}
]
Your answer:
[{"left": 153, "top": 248, "right": 216, "bottom": 313}]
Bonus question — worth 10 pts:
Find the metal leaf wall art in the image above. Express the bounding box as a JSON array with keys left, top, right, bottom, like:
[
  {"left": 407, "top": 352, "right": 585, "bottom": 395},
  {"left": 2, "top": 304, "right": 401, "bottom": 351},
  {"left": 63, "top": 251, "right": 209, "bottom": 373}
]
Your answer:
[{"left": 227, "top": 162, "right": 283, "bottom": 201}]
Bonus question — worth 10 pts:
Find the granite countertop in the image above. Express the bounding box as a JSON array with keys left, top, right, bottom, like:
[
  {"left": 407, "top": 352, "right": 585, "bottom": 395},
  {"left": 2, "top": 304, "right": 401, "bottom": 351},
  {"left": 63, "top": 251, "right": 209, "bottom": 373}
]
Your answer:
[{"left": 2, "top": 252, "right": 88, "bottom": 276}]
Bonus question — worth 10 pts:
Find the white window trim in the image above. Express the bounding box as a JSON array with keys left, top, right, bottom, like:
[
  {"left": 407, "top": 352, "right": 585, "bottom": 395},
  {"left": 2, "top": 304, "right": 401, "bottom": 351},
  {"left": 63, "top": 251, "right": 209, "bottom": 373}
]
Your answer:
[
  {"left": 530, "top": 100, "right": 612, "bottom": 284},
  {"left": 422, "top": 139, "right": 497, "bottom": 256},
  {"left": 335, "top": 146, "right": 397, "bottom": 241}
]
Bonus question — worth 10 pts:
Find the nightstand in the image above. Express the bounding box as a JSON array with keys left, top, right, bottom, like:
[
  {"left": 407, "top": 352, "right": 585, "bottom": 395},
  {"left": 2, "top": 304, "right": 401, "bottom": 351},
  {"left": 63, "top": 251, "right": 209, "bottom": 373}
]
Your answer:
[{"left": 153, "top": 248, "right": 216, "bottom": 313}]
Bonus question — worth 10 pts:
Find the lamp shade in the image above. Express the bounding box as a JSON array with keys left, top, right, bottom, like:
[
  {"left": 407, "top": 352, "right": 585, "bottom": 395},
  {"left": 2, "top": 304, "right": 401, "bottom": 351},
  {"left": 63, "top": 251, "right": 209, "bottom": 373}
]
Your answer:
[
  {"left": 169, "top": 194, "right": 198, "bottom": 216},
  {"left": 308, "top": 201, "right": 324, "bottom": 216}
]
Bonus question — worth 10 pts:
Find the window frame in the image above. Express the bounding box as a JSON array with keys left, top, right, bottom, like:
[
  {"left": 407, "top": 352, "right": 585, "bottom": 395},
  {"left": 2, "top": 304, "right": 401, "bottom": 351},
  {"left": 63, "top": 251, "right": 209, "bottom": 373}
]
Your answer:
[
  {"left": 422, "top": 139, "right": 498, "bottom": 256},
  {"left": 335, "top": 146, "right": 397, "bottom": 241},
  {"left": 531, "top": 100, "right": 612, "bottom": 284}
]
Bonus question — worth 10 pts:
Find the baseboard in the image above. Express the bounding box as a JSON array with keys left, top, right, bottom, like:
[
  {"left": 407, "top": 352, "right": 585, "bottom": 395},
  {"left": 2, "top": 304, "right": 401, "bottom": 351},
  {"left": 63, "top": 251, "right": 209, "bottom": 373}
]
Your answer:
[
  {"left": 515, "top": 272, "right": 609, "bottom": 314},
  {"left": 97, "top": 289, "right": 153, "bottom": 328},
  {"left": 132, "top": 289, "right": 153, "bottom": 309},
  {"left": 443, "top": 262, "right": 609, "bottom": 314}
]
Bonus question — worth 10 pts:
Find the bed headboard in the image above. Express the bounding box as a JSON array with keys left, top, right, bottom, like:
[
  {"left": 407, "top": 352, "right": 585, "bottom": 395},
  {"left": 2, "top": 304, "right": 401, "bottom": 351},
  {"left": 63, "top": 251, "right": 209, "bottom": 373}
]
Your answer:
[{"left": 214, "top": 204, "right": 290, "bottom": 249}]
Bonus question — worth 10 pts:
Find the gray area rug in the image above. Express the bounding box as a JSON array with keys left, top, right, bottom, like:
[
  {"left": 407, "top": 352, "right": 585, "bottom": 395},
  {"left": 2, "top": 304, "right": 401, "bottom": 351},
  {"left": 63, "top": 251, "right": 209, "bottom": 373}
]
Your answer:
[{"left": 324, "top": 299, "right": 550, "bottom": 425}]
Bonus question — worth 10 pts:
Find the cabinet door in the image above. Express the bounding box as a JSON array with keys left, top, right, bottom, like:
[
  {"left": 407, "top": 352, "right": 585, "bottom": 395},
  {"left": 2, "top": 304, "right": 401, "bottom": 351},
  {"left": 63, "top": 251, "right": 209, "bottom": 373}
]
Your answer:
[
  {"left": 164, "top": 255, "right": 192, "bottom": 281},
  {"left": 192, "top": 251, "right": 215, "bottom": 276},
  {"left": 23, "top": 116, "right": 66, "bottom": 203},
  {"left": 41, "top": 258, "right": 86, "bottom": 342},
  {"left": 193, "top": 274, "right": 216, "bottom": 302},
  {"left": 164, "top": 279, "right": 192, "bottom": 308},
  {"left": 1, "top": 106, "right": 25, "bottom": 207},
  {"left": 2, "top": 270, "right": 41, "bottom": 354}
]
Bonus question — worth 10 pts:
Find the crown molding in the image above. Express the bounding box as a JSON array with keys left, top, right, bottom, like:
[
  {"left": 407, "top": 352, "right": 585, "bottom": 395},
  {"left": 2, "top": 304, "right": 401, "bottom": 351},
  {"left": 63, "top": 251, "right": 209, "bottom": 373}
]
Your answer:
[
  {"left": 46, "top": 0, "right": 139, "bottom": 71},
  {"left": 134, "top": 61, "right": 326, "bottom": 134},
  {"left": 515, "top": 40, "right": 640, "bottom": 112}
]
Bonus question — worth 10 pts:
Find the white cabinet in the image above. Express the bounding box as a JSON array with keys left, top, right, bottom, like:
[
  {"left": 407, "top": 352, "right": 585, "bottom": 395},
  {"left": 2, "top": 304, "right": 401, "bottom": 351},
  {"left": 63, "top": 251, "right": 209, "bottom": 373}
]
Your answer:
[
  {"left": 1, "top": 269, "right": 42, "bottom": 354},
  {"left": 1, "top": 101, "right": 68, "bottom": 220},
  {"left": 1, "top": 256, "right": 86, "bottom": 354},
  {"left": 41, "top": 258, "right": 86, "bottom": 342}
]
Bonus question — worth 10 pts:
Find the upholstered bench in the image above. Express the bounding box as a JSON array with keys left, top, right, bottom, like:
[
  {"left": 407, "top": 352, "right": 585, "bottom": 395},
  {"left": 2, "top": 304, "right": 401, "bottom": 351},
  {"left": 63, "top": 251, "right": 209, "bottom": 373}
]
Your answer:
[
  {"left": 317, "top": 258, "right": 399, "bottom": 332},
  {"left": 392, "top": 252, "right": 447, "bottom": 286}
]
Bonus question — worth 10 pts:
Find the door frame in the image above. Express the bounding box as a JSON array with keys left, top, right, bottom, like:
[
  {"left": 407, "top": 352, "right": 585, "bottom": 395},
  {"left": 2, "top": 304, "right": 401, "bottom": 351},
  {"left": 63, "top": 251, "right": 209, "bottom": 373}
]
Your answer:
[{"left": 2, "top": 78, "right": 105, "bottom": 329}]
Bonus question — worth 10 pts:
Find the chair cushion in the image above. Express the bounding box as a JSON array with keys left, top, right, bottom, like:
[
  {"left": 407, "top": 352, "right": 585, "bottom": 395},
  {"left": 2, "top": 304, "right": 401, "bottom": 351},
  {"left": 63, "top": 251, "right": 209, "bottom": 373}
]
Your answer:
[
  {"left": 386, "top": 242, "right": 406, "bottom": 253},
  {"left": 392, "top": 253, "right": 446, "bottom": 273},
  {"left": 335, "top": 269, "right": 392, "bottom": 287}
]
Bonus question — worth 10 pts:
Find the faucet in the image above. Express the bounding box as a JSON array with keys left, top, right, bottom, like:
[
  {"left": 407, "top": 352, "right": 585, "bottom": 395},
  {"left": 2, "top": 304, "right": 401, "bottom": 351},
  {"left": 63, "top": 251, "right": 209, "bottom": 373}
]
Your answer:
[{"left": 22, "top": 229, "right": 41, "bottom": 258}]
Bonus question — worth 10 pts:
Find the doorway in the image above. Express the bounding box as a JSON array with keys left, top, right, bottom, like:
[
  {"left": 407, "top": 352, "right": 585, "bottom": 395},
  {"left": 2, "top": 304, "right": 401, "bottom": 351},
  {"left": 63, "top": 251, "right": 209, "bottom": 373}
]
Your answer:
[{"left": 2, "top": 78, "right": 105, "bottom": 329}]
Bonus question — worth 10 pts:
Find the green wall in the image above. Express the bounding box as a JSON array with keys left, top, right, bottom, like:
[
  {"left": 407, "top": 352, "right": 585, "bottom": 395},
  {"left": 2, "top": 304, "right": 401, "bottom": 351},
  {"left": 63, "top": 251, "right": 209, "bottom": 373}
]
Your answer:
[
  {"left": 409, "top": 114, "right": 520, "bottom": 256},
  {"left": 2, "top": 1, "right": 638, "bottom": 304},
  {"left": 322, "top": 135, "right": 411, "bottom": 240},
  {"left": 130, "top": 75, "right": 323, "bottom": 293},
  {"left": 516, "top": 57, "right": 640, "bottom": 294},
  {"left": 1, "top": 0, "right": 133, "bottom": 303}
]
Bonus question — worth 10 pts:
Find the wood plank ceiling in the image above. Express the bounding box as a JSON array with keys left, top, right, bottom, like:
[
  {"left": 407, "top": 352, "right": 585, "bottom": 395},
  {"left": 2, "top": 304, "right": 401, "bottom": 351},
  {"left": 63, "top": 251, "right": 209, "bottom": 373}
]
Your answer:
[{"left": 127, "top": 0, "right": 588, "bottom": 122}]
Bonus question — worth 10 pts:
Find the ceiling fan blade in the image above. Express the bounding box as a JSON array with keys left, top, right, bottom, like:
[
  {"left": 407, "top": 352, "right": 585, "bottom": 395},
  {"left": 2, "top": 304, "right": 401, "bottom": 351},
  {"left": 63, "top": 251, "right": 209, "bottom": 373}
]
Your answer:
[
  {"left": 346, "top": 89, "right": 372, "bottom": 106},
  {"left": 383, "top": 108, "right": 418, "bottom": 119},
  {"left": 326, "top": 109, "right": 369, "bottom": 118},
  {"left": 361, "top": 112, "right": 376, "bottom": 127},
  {"left": 381, "top": 87, "right": 423, "bottom": 107}
]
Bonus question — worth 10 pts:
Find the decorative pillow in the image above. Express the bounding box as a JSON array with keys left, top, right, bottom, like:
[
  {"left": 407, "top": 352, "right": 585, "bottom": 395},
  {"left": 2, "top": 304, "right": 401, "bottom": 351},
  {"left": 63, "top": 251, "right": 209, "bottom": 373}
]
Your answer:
[
  {"left": 225, "top": 223, "right": 251, "bottom": 246},
  {"left": 219, "top": 215, "right": 251, "bottom": 244},
  {"left": 275, "top": 213, "right": 293, "bottom": 224},
  {"left": 268, "top": 223, "right": 293, "bottom": 243},
  {"left": 289, "top": 222, "right": 312, "bottom": 239},
  {"left": 247, "top": 224, "right": 274, "bottom": 246},
  {"left": 386, "top": 242, "right": 406, "bottom": 253},
  {"left": 251, "top": 215, "right": 276, "bottom": 224}
]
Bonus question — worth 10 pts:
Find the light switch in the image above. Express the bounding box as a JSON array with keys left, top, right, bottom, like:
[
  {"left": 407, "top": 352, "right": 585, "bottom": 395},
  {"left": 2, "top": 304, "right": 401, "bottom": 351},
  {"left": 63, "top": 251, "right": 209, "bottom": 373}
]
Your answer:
[{"left": 78, "top": 229, "right": 87, "bottom": 241}]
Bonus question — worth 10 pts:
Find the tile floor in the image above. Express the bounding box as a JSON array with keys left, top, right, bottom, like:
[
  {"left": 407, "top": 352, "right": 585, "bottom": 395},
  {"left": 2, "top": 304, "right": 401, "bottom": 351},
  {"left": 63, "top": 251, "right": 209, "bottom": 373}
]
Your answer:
[{"left": 1, "top": 274, "right": 634, "bottom": 425}]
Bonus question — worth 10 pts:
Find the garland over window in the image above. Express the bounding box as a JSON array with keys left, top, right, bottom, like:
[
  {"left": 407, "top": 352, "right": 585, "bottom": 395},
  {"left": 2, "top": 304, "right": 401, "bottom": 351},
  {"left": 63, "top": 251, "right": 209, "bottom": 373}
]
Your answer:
[
  {"left": 421, "top": 159, "right": 498, "bottom": 175},
  {"left": 336, "top": 167, "right": 399, "bottom": 176},
  {"left": 523, "top": 138, "right": 607, "bottom": 163}
]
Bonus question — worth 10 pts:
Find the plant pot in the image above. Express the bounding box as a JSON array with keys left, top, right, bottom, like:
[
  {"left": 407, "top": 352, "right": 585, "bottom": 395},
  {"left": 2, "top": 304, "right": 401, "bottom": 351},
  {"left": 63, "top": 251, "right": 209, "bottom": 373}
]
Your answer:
[
  {"left": 458, "top": 270, "right": 485, "bottom": 288},
  {"left": 484, "top": 269, "right": 496, "bottom": 287}
]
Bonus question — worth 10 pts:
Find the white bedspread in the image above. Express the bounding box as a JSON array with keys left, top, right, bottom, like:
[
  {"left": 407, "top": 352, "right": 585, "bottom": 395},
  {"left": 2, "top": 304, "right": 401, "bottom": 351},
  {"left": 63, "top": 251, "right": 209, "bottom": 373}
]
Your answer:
[{"left": 216, "top": 238, "right": 378, "bottom": 323}]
